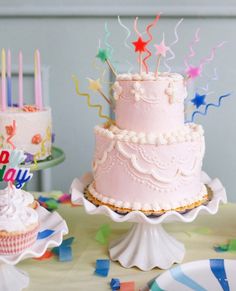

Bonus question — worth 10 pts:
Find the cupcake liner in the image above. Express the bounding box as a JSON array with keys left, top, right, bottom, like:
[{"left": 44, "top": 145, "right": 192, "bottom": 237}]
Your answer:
[{"left": 0, "top": 225, "right": 39, "bottom": 255}]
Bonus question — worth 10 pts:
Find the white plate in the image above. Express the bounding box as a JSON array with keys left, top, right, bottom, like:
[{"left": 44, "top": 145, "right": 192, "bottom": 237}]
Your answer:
[
  {"left": 147, "top": 259, "right": 236, "bottom": 291},
  {"left": 0, "top": 206, "right": 68, "bottom": 265}
]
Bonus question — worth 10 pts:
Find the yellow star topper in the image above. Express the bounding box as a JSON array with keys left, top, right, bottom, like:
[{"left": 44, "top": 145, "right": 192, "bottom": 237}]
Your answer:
[{"left": 88, "top": 78, "right": 102, "bottom": 92}]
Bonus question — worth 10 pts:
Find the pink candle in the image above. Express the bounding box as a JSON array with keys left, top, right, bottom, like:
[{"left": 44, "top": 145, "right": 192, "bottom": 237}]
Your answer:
[
  {"left": 1, "top": 49, "right": 6, "bottom": 112},
  {"left": 36, "top": 50, "right": 43, "bottom": 110},
  {"left": 34, "top": 50, "right": 38, "bottom": 107},
  {"left": 18, "top": 51, "right": 23, "bottom": 108}
]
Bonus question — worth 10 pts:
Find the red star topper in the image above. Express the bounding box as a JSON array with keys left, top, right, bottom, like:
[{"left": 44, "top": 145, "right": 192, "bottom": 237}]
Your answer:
[{"left": 132, "top": 37, "right": 148, "bottom": 53}]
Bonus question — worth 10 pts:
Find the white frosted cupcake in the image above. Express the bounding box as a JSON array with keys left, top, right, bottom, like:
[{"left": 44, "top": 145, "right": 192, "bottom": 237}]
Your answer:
[
  {"left": 0, "top": 186, "right": 38, "bottom": 209},
  {"left": 0, "top": 197, "right": 39, "bottom": 255}
]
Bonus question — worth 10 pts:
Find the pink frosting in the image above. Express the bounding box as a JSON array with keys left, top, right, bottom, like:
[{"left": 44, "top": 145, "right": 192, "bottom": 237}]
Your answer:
[
  {"left": 114, "top": 75, "right": 187, "bottom": 134},
  {"left": 92, "top": 126, "right": 206, "bottom": 211}
]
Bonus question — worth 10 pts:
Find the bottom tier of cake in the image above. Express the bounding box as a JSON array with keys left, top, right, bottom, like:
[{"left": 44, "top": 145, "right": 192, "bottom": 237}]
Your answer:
[{"left": 90, "top": 123, "right": 207, "bottom": 215}]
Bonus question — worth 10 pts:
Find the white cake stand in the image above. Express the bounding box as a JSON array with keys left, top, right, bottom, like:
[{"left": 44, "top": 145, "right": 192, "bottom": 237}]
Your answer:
[
  {"left": 0, "top": 206, "right": 68, "bottom": 291},
  {"left": 71, "top": 172, "right": 227, "bottom": 271}
]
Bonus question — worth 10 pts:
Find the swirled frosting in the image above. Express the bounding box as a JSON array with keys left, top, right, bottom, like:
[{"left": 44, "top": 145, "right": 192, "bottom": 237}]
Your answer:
[
  {"left": 0, "top": 186, "right": 34, "bottom": 207},
  {"left": 0, "top": 187, "right": 38, "bottom": 232}
]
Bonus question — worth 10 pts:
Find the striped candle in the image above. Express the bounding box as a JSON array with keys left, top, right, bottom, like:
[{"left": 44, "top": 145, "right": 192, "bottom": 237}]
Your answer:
[{"left": 34, "top": 50, "right": 38, "bottom": 107}]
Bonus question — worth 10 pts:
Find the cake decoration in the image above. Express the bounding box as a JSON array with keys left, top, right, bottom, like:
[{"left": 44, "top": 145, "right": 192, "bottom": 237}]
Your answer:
[
  {"left": 72, "top": 15, "right": 230, "bottom": 215},
  {"left": 0, "top": 49, "right": 53, "bottom": 164}
]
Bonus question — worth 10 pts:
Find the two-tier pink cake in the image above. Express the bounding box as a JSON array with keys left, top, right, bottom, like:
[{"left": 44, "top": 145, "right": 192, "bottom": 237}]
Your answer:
[{"left": 85, "top": 72, "right": 208, "bottom": 215}]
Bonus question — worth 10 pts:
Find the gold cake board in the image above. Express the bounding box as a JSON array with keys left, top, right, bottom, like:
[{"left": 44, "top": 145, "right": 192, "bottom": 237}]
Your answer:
[{"left": 84, "top": 185, "right": 212, "bottom": 216}]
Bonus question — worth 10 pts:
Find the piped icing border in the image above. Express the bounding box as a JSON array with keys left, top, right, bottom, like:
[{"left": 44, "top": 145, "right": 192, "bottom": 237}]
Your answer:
[
  {"left": 94, "top": 123, "right": 204, "bottom": 146},
  {"left": 87, "top": 182, "right": 208, "bottom": 213},
  {"left": 116, "top": 72, "right": 184, "bottom": 81}
]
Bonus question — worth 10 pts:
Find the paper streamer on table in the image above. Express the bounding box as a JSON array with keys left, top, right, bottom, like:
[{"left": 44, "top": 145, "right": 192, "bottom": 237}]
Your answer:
[
  {"left": 94, "top": 259, "right": 110, "bottom": 277},
  {"left": 52, "top": 237, "right": 74, "bottom": 262},
  {"left": 37, "top": 229, "right": 55, "bottom": 240},
  {"left": 110, "top": 278, "right": 120, "bottom": 290},
  {"left": 95, "top": 224, "right": 111, "bottom": 244}
]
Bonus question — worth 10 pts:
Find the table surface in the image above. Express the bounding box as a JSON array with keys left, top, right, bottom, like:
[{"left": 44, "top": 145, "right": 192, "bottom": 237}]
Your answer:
[{"left": 18, "top": 197, "right": 236, "bottom": 291}]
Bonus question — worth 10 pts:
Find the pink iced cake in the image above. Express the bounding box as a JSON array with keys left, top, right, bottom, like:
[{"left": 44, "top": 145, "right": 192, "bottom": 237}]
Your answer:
[{"left": 85, "top": 72, "right": 209, "bottom": 215}]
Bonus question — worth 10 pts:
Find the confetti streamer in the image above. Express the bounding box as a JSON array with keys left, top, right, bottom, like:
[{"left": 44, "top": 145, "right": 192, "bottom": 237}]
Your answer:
[
  {"left": 142, "top": 14, "right": 161, "bottom": 73},
  {"left": 184, "top": 28, "right": 200, "bottom": 69},
  {"left": 34, "top": 250, "right": 54, "bottom": 261},
  {"left": 118, "top": 16, "right": 132, "bottom": 50},
  {"left": 72, "top": 75, "right": 110, "bottom": 121},
  {"left": 164, "top": 18, "right": 183, "bottom": 72},
  {"left": 95, "top": 224, "right": 111, "bottom": 244},
  {"left": 37, "top": 229, "right": 55, "bottom": 240},
  {"left": 6, "top": 120, "right": 16, "bottom": 149},
  {"left": 110, "top": 278, "right": 120, "bottom": 290},
  {"left": 104, "top": 22, "right": 114, "bottom": 58},
  {"left": 95, "top": 259, "right": 110, "bottom": 277},
  {"left": 186, "top": 93, "right": 230, "bottom": 123}
]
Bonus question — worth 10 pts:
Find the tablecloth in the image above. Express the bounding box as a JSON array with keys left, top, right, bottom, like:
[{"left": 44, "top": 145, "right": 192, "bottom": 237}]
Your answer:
[{"left": 18, "top": 196, "right": 236, "bottom": 291}]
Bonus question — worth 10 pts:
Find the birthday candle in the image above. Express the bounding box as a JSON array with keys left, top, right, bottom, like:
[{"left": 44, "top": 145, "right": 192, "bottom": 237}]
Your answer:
[
  {"left": 7, "top": 49, "right": 12, "bottom": 107},
  {"left": 18, "top": 51, "right": 23, "bottom": 108},
  {"left": 34, "top": 50, "right": 38, "bottom": 107},
  {"left": 36, "top": 50, "right": 43, "bottom": 110},
  {"left": 1, "top": 48, "right": 6, "bottom": 112}
]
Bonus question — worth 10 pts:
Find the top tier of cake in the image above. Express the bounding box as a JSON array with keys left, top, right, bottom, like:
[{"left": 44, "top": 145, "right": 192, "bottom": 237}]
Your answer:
[{"left": 113, "top": 72, "right": 187, "bottom": 134}]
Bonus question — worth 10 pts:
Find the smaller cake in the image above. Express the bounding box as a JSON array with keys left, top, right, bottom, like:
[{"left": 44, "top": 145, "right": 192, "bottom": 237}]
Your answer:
[
  {"left": 0, "top": 193, "right": 39, "bottom": 255},
  {"left": 0, "top": 106, "right": 52, "bottom": 163}
]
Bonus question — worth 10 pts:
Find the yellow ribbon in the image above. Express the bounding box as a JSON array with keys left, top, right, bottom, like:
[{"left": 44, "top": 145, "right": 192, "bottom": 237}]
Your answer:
[
  {"left": 33, "top": 127, "right": 51, "bottom": 169},
  {"left": 72, "top": 75, "right": 111, "bottom": 121}
]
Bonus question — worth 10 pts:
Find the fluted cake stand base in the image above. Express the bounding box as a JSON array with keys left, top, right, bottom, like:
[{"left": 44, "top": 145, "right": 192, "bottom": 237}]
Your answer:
[
  {"left": 109, "top": 223, "right": 185, "bottom": 270},
  {"left": 71, "top": 172, "right": 227, "bottom": 271}
]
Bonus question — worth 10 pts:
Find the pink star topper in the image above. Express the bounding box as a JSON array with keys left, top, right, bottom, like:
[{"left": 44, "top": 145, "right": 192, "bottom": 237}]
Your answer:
[
  {"left": 186, "top": 66, "right": 201, "bottom": 79},
  {"left": 154, "top": 40, "right": 169, "bottom": 57}
]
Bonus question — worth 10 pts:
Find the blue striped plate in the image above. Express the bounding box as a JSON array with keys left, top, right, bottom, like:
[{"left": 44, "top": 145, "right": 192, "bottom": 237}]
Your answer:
[{"left": 148, "top": 259, "right": 236, "bottom": 291}]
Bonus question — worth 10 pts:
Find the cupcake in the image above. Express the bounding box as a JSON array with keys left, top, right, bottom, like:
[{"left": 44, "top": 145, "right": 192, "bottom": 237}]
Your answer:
[
  {"left": 0, "top": 185, "right": 38, "bottom": 209},
  {"left": 0, "top": 197, "right": 39, "bottom": 255}
]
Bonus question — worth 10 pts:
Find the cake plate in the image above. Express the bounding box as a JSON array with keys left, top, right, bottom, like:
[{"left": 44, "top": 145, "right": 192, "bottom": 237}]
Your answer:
[
  {"left": 0, "top": 206, "right": 68, "bottom": 291},
  {"left": 71, "top": 172, "right": 226, "bottom": 271}
]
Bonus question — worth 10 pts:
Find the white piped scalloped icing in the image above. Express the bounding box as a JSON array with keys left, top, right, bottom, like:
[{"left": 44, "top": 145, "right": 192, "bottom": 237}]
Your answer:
[
  {"left": 116, "top": 72, "right": 184, "bottom": 81},
  {"left": 88, "top": 182, "right": 208, "bottom": 212},
  {"left": 94, "top": 123, "right": 204, "bottom": 146}
]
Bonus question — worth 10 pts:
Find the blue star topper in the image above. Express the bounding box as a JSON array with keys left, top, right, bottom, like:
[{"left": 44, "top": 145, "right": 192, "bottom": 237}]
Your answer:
[{"left": 191, "top": 92, "right": 206, "bottom": 108}]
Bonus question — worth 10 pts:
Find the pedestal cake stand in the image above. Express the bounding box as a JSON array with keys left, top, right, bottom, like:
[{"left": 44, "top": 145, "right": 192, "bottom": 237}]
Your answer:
[
  {"left": 0, "top": 206, "right": 68, "bottom": 291},
  {"left": 71, "top": 172, "right": 226, "bottom": 271}
]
